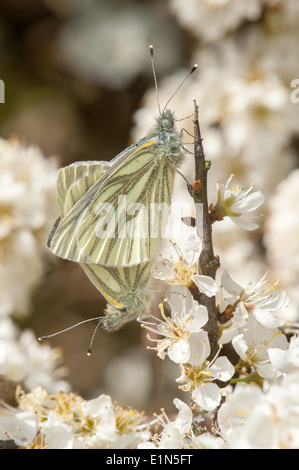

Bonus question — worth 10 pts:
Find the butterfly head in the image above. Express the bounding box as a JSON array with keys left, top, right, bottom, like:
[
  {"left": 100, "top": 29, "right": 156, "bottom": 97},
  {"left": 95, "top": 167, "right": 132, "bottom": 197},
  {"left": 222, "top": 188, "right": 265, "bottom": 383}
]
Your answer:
[{"left": 156, "top": 108, "right": 175, "bottom": 134}]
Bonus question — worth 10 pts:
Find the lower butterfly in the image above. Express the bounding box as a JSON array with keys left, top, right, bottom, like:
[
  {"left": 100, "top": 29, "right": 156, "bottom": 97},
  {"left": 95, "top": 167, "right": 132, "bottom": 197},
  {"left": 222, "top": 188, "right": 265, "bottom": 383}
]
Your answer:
[{"left": 56, "top": 161, "right": 153, "bottom": 331}]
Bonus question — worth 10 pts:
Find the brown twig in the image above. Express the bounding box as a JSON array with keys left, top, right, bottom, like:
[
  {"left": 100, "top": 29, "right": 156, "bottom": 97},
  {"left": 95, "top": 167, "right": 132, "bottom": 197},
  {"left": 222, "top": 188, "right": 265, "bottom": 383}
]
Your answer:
[{"left": 189, "top": 100, "right": 220, "bottom": 359}]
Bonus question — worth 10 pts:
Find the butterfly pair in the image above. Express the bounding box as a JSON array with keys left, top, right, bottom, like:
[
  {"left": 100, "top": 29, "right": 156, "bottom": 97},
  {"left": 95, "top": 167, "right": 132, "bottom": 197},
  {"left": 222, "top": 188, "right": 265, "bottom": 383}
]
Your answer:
[
  {"left": 47, "top": 47, "right": 197, "bottom": 332},
  {"left": 48, "top": 109, "right": 185, "bottom": 330}
]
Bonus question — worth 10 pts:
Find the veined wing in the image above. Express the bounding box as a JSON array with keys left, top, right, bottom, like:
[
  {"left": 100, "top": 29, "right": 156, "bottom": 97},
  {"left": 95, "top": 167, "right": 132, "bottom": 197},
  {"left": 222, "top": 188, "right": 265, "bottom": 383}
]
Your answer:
[
  {"left": 48, "top": 138, "right": 175, "bottom": 267},
  {"left": 55, "top": 137, "right": 152, "bottom": 216},
  {"left": 82, "top": 261, "right": 151, "bottom": 311},
  {"left": 81, "top": 261, "right": 152, "bottom": 331},
  {"left": 57, "top": 160, "right": 111, "bottom": 216},
  {"left": 48, "top": 160, "right": 111, "bottom": 248}
]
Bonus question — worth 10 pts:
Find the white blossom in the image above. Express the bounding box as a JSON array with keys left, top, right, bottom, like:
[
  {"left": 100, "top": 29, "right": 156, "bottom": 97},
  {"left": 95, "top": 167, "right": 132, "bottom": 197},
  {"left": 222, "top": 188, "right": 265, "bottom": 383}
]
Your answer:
[
  {"left": 265, "top": 169, "right": 299, "bottom": 278},
  {"left": 0, "top": 408, "right": 39, "bottom": 448},
  {"left": 213, "top": 175, "right": 265, "bottom": 230},
  {"left": 138, "top": 398, "right": 195, "bottom": 449},
  {"left": 0, "top": 138, "right": 57, "bottom": 318},
  {"left": 41, "top": 415, "right": 75, "bottom": 449},
  {"left": 1, "top": 0, "right": 299, "bottom": 451},
  {"left": 232, "top": 315, "right": 289, "bottom": 379},
  {"left": 0, "top": 387, "right": 149, "bottom": 449},
  {"left": 268, "top": 335, "right": 299, "bottom": 374},
  {"left": 170, "top": 0, "right": 263, "bottom": 42},
  {"left": 158, "top": 398, "right": 193, "bottom": 449},
  {"left": 142, "top": 288, "right": 208, "bottom": 363},
  {"left": 0, "top": 318, "right": 70, "bottom": 394},
  {"left": 178, "top": 332, "right": 234, "bottom": 411},
  {"left": 219, "top": 270, "right": 289, "bottom": 343},
  {"left": 186, "top": 431, "right": 226, "bottom": 449},
  {"left": 70, "top": 395, "right": 117, "bottom": 449},
  {"left": 152, "top": 227, "right": 218, "bottom": 297},
  {"left": 218, "top": 372, "right": 299, "bottom": 449},
  {"left": 264, "top": 169, "right": 299, "bottom": 319}
]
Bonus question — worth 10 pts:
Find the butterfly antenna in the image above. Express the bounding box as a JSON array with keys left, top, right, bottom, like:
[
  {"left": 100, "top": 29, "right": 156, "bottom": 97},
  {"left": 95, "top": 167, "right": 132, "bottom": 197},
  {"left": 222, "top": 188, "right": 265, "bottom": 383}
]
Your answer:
[
  {"left": 149, "top": 45, "right": 161, "bottom": 116},
  {"left": 38, "top": 317, "right": 101, "bottom": 342},
  {"left": 87, "top": 320, "right": 103, "bottom": 356},
  {"left": 162, "top": 63, "right": 198, "bottom": 114}
]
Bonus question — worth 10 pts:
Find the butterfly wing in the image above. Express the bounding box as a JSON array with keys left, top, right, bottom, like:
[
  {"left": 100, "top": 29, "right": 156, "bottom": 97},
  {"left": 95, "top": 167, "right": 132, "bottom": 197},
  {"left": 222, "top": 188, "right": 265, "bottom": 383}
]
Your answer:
[
  {"left": 48, "top": 137, "right": 176, "bottom": 266},
  {"left": 57, "top": 160, "right": 112, "bottom": 216},
  {"left": 82, "top": 261, "right": 151, "bottom": 310},
  {"left": 48, "top": 160, "right": 112, "bottom": 251},
  {"left": 82, "top": 261, "right": 152, "bottom": 331}
]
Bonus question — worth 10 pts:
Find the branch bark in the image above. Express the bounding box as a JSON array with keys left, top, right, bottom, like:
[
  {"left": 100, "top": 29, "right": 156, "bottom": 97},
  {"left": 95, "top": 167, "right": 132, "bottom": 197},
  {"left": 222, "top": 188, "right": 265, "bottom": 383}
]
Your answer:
[{"left": 189, "top": 100, "right": 220, "bottom": 359}]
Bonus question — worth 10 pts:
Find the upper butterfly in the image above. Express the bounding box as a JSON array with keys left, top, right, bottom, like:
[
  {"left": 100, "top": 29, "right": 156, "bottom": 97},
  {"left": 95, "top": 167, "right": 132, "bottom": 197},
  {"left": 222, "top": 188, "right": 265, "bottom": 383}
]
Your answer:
[{"left": 47, "top": 47, "right": 198, "bottom": 268}]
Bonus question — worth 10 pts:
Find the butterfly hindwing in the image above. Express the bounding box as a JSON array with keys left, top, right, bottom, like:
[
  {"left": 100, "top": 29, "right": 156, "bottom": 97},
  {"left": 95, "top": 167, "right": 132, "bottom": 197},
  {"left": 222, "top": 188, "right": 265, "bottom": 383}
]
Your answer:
[
  {"left": 57, "top": 160, "right": 112, "bottom": 216},
  {"left": 81, "top": 261, "right": 152, "bottom": 311}
]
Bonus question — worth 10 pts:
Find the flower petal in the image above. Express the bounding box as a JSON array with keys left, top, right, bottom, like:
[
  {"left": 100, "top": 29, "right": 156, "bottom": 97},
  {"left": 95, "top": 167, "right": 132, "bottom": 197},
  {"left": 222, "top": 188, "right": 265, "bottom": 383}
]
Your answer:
[
  {"left": 184, "top": 230, "right": 203, "bottom": 264},
  {"left": 188, "top": 305, "right": 208, "bottom": 332},
  {"left": 168, "top": 338, "right": 190, "bottom": 364},
  {"left": 230, "top": 215, "right": 260, "bottom": 231},
  {"left": 210, "top": 356, "right": 235, "bottom": 382},
  {"left": 232, "top": 334, "right": 248, "bottom": 360},
  {"left": 233, "top": 190, "right": 265, "bottom": 212},
  {"left": 188, "top": 330, "right": 210, "bottom": 366},
  {"left": 151, "top": 259, "right": 174, "bottom": 280},
  {"left": 192, "top": 382, "right": 221, "bottom": 411},
  {"left": 253, "top": 307, "right": 284, "bottom": 328},
  {"left": 220, "top": 269, "right": 243, "bottom": 296},
  {"left": 173, "top": 398, "right": 193, "bottom": 434},
  {"left": 193, "top": 274, "right": 218, "bottom": 297}
]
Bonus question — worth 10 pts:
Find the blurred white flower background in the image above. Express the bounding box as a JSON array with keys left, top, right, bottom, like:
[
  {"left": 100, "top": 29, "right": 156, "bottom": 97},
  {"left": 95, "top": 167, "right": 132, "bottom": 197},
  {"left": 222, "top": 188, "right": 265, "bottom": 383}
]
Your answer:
[{"left": 0, "top": 0, "right": 299, "bottom": 449}]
